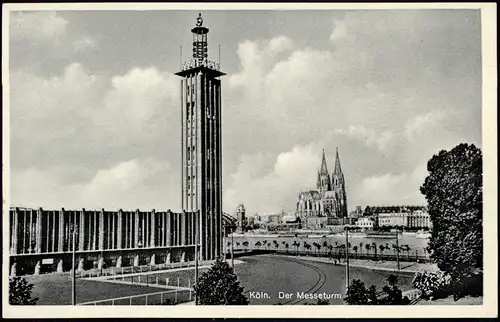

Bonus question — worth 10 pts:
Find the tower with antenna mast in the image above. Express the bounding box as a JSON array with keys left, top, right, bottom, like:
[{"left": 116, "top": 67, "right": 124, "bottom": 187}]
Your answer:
[{"left": 175, "top": 13, "right": 226, "bottom": 261}]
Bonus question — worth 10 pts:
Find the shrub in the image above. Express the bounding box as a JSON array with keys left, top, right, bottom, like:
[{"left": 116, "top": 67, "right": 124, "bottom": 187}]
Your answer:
[
  {"left": 412, "top": 270, "right": 452, "bottom": 300},
  {"left": 9, "top": 277, "right": 38, "bottom": 305},
  {"left": 345, "top": 275, "right": 409, "bottom": 305}
]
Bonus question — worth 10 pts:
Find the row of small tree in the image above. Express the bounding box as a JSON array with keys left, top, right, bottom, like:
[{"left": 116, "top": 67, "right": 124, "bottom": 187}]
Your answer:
[{"left": 229, "top": 238, "right": 420, "bottom": 261}]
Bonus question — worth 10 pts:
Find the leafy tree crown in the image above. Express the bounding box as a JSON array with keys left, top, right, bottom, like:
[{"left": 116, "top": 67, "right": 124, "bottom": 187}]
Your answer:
[{"left": 193, "top": 258, "right": 249, "bottom": 305}]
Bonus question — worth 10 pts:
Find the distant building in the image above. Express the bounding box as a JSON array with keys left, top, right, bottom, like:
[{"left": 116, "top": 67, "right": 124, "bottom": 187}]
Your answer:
[
  {"left": 283, "top": 214, "right": 299, "bottom": 224},
  {"left": 406, "top": 209, "right": 432, "bottom": 229},
  {"left": 350, "top": 205, "right": 363, "bottom": 218},
  {"left": 266, "top": 214, "right": 301, "bottom": 232},
  {"left": 296, "top": 148, "right": 348, "bottom": 229},
  {"left": 355, "top": 217, "right": 376, "bottom": 230},
  {"left": 306, "top": 216, "right": 329, "bottom": 230},
  {"left": 328, "top": 217, "right": 352, "bottom": 226},
  {"left": 365, "top": 205, "right": 432, "bottom": 229},
  {"left": 267, "top": 214, "right": 282, "bottom": 225},
  {"left": 235, "top": 204, "right": 246, "bottom": 232}
]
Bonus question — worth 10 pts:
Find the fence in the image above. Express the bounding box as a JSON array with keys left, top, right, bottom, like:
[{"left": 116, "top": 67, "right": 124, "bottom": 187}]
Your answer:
[
  {"left": 105, "top": 274, "right": 194, "bottom": 290},
  {"left": 77, "top": 288, "right": 193, "bottom": 306},
  {"left": 78, "top": 259, "right": 214, "bottom": 279}
]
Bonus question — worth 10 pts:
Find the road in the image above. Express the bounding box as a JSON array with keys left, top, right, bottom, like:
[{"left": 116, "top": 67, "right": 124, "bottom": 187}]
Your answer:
[{"left": 234, "top": 254, "right": 415, "bottom": 305}]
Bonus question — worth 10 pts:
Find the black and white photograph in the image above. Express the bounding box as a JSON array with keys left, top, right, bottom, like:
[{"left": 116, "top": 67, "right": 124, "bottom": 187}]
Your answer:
[{"left": 2, "top": 2, "right": 497, "bottom": 319}]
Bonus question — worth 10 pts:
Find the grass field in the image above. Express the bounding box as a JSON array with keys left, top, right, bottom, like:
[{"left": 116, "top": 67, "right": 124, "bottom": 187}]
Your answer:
[{"left": 25, "top": 273, "right": 176, "bottom": 305}]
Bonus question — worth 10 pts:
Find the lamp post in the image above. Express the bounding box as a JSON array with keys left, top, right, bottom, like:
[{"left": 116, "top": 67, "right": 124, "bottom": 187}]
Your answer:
[
  {"left": 395, "top": 226, "right": 401, "bottom": 271},
  {"left": 222, "top": 222, "right": 226, "bottom": 260},
  {"left": 231, "top": 226, "right": 235, "bottom": 268},
  {"left": 71, "top": 222, "right": 76, "bottom": 306},
  {"left": 344, "top": 225, "right": 352, "bottom": 296},
  {"left": 194, "top": 210, "right": 200, "bottom": 305},
  {"left": 100, "top": 248, "right": 104, "bottom": 275},
  {"left": 226, "top": 224, "right": 236, "bottom": 268}
]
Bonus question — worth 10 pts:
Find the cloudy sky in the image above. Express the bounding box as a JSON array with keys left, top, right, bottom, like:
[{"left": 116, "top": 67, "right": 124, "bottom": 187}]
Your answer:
[{"left": 7, "top": 8, "right": 482, "bottom": 215}]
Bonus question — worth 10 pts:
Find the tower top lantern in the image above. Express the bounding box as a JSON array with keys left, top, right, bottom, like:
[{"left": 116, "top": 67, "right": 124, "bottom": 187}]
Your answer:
[{"left": 177, "top": 13, "right": 223, "bottom": 75}]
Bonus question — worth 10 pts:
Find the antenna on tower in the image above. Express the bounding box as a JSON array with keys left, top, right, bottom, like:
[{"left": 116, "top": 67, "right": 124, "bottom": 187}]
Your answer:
[
  {"left": 180, "top": 45, "right": 183, "bottom": 69},
  {"left": 218, "top": 44, "right": 221, "bottom": 67}
]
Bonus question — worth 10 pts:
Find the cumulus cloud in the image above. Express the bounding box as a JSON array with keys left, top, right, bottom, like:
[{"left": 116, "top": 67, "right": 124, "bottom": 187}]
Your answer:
[
  {"left": 10, "top": 63, "right": 181, "bottom": 208},
  {"left": 10, "top": 11, "right": 68, "bottom": 43},
  {"left": 334, "top": 125, "right": 395, "bottom": 154},
  {"left": 352, "top": 163, "right": 428, "bottom": 206},
  {"left": 223, "top": 142, "right": 324, "bottom": 214},
  {"left": 11, "top": 63, "right": 178, "bottom": 158},
  {"left": 72, "top": 36, "right": 97, "bottom": 52},
  {"left": 12, "top": 159, "right": 180, "bottom": 211}
]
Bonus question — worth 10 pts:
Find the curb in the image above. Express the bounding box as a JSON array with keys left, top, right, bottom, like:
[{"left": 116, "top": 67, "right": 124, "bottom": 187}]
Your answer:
[{"left": 275, "top": 255, "right": 428, "bottom": 274}]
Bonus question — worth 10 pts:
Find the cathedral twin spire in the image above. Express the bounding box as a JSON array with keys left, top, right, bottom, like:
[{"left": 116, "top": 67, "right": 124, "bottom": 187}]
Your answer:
[
  {"left": 317, "top": 148, "right": 344, "bottom": 192},
  {"left": 333, "top": 148, "right": 342, "bottom": 175}
]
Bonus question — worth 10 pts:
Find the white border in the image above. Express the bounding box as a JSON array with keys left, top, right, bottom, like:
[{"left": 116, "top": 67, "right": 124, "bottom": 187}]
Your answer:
[{"left": 2, "top": 2, "right": 497, "bottom": 318}]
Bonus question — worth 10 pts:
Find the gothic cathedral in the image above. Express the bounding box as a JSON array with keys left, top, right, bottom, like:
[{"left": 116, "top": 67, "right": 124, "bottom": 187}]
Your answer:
[{"left": 296, "top": 148, "right": 348, "bottom": 224}]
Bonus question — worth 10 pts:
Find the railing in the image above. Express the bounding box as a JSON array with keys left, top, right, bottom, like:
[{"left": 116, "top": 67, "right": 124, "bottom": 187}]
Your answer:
[
  {"left": 78, "top": 260, "right": 214, "bottom": 279},
  {"left": 104, "top": 274, "right": 194, "bottom": 290},
  {"left": 77, "top": 288, "right": 193, "bottom": 306}
]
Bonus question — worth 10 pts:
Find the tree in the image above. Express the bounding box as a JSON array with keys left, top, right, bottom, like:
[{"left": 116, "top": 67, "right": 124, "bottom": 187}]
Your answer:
[
  {"left": 392, "top": 244, "right": 399, "bottom": 256},
  {"left": 345, "top": 279, "right": 369, "bottom": 305},
  {"left": 304, "top": 242, "right": 312, "bottom": 253},
  {"left": 9, "top": 277, "right": 38, "bottom": 305},
  {"left": 255, "top": 241, "right": 262, "bottom": 249},
  {"left": 316, "top": 299, "right": 329, "bottom": 305},
  {"left": 352, "top": 245, "right": 358, "bottom": 259},
  {"left": 345, "top": 275, "right": 409, "bottom": 305},
  {"left": 194, "top": 258, "right": 249, "bottom": 305},
  {"left": 379, "top": 244, "right": 385, "bottom": 259},
  {"left": 313, "top": 242, "right": 321, "bottom": 256},
  {"left": 380, "top": 274, "right": 410, "bottom": 305},
  {"left": 420, "top": 143, "right": 483, "bottom": 296},
  {"left": 401, "top": 245, "right": 411, "bottom": 259},
  {"left": 365, "top": 244, "right": 371, "bottom": 259}
]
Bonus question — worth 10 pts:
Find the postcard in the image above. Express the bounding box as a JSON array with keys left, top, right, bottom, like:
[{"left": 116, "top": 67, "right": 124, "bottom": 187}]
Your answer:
[{"left": 2, "top": 2, "right": 497, "bottom": 319}]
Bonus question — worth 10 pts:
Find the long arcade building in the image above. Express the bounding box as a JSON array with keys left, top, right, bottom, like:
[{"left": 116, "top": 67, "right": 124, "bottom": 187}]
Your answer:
[{"left": 9, "top": 207, "right": 235, "bottom": 276}]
